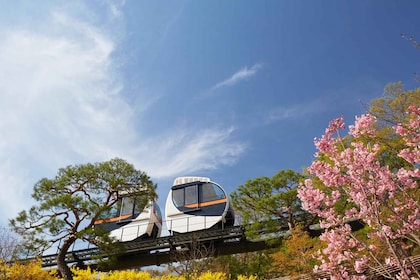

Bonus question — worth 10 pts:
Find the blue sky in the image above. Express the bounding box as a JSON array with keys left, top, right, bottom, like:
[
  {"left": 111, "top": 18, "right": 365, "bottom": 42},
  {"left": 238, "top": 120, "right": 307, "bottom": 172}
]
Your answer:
[{"left": 0, "top": 1, "right": 419, "bottom": 225}]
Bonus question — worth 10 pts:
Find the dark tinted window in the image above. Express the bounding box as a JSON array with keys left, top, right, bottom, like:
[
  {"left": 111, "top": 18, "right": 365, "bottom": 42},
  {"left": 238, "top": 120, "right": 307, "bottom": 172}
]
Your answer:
[
  {"left": 173, "top": 188, "right": 184, "bottom": 207},
  {"left": 185, "top": 185, "right": 198, "bottom": 205},
  {"left": 153, "top": 201, "right": 162, "bottom": 219},
  {"left": 201, "top": 183, "right": 225, "bottom": 203},
  {"left": 120, "top": 197, "right": 134, "bottom": 216},
  {"left": 103, "top": 198, "right": 121, "bottom": 219},
  {"left": 172, "top": 184, "right": 199, "bottom": 207}
]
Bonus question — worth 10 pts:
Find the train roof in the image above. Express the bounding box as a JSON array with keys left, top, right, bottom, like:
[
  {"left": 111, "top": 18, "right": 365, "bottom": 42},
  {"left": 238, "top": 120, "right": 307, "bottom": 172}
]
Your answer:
[{"left": 172, "top": 176, "right": 211, "bottom": 186}]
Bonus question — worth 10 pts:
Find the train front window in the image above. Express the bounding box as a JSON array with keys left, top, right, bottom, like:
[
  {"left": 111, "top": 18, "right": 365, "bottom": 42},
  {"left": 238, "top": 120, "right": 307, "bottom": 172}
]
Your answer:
[
  {"left": 185, "top": 185, "right": 198, "bottom": 205},
  {"left": 120, "top": 197, "right": 134, "bottom": 216},
  {"left": 109, "top": 199, "right": 121, "bottom": 217},
  {"left": 173, "top": 188, "right": 184, "bottom": 207},
  {"left": 172, "top": 184, "right": 199, "bottom": 207},
  {"left": 201, "top": 183, "right": 225, "bottom": 203},
  {"left": 153, "top": 201, "right": 162, "bottom": 220}
]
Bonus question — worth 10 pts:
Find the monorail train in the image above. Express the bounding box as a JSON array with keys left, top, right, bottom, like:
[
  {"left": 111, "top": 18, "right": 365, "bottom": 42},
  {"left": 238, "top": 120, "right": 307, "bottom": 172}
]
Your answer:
[
  {"left": 94, "top": 194, "right": 162, "bottom": 242},
  {"left": 165, "top": 176, "right": 235, "bottom": 234}
]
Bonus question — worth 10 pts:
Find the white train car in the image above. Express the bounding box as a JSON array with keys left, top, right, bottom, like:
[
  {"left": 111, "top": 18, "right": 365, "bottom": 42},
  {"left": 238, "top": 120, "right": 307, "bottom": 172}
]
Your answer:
[
  {"left": 165, "top": 176, "right": 235, "bottom": 234},
  {"left": 94, "top": 195, "right": 162, "bottom": 242}
]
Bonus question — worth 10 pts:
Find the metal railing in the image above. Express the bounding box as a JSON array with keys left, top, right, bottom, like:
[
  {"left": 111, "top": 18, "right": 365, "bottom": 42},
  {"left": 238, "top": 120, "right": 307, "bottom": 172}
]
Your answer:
[{"left": 39, "top": 225, "right": 246, "bottom": 268}]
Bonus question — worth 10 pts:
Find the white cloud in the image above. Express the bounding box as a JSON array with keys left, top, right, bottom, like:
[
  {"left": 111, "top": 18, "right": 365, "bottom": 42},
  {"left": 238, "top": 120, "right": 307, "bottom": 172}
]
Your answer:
[
  {"left": 265, "top": 99, "right": 328, "bottom": 123},
  {"left": 131, "top": 127, "right": 247, "bottom": 178},
  {"left": 265, "top": 79, "right": 383, "bottom": 125},
  {"left": 0, "top": 4, "right": 246, "bottom": 223},
  {"left": 0, "top": 9, "right": 127, "bottom": 220},
  {"left": 211, "top": 62, "right": 263, "bottom": 90},
  {"left": 108, "top": 0, "right": 125, "bottom": 18},
  {"left": 266, "top": 105, "right": 302, "bottom": 122}
]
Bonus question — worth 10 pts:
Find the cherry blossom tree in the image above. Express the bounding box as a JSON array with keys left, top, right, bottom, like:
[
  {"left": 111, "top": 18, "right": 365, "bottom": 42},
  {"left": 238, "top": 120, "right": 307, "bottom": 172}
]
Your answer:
[{"left": 298, "top": 106, "right": 420, "bottom": 279}]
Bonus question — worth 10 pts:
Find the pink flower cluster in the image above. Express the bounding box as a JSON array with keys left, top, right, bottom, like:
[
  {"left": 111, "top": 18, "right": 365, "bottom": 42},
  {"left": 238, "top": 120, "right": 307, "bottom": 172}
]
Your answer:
[
  {"left": 396, "top": 106, "right": 420, "bottom": 164},
  {"left": 298, "top": 109, "right": 420, "bottom": 279}
]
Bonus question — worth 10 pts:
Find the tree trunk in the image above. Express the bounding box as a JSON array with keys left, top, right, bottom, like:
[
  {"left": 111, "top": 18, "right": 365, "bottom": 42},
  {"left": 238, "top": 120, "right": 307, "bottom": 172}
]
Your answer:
[{"left": 56, "top": 237, "right": 75, "bottom": 280}]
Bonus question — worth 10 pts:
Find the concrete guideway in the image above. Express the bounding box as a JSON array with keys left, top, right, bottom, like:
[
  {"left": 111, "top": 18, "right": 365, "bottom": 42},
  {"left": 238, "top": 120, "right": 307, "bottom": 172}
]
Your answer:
[{"left": 40, "top": 226, "right": 272, "bottom": 270}]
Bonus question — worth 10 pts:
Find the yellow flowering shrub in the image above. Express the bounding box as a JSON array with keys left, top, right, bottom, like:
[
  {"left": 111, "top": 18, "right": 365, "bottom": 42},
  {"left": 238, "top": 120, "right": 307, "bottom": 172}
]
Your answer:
[
  {"left": 160, "top": 275, "right": 186, "bottom": 280},
  {"left": 101, "top": 270, "right": 154, "bottom": 280},
  {"left": 3, "top": 260, "right": 58, "bottom": 280},
  {"left": 72, "top": 266, "right": 104, "bottom": 280},
  {"left": 192, "top": 271, "right": 228, "bottom": 280},
  {"left": 1, "top": 262, "right": 259, "bottom": 280}
]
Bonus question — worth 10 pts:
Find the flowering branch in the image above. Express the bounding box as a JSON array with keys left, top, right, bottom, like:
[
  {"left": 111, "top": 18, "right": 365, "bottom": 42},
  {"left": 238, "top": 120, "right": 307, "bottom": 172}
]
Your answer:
[{"left": 298, "top": 109, "right": 420, "bottom": 279}]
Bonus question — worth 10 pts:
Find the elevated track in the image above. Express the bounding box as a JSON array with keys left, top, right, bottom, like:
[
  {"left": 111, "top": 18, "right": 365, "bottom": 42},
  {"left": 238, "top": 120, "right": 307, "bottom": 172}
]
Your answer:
[
  {"left": 40, "top": 226, "right": 272, "bottom": 270},
  {"left": 35, "top": 219, "right": 419, "bottom": 278}
]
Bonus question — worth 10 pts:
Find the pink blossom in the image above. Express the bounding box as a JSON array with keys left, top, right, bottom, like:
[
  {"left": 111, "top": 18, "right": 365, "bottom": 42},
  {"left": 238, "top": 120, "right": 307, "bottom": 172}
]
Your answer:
[
  {"left": 299, "top": 108, "right": 420, "bottom": 278},
  {"left": 368, "top": 244, "right": 376, "bottom": 251},
  {"left": 349, "top": 114, "right": 377, "bottom": 137},
  {"left": 298, "top": 179, "right": 325, "bottom": 214},
  {"left": 385, "top": 257, "right": 398, "bottom": 266},
  {"left": 354, "top": 255, "right": 369, "bottom": 273},
  {"left": 326, "top": 116, "right": 346, "bottom": 134},
  {"left": 398, "top": 148, "right": 420, "bottom": 163},
  {"left": 314, "top": 116, "right": 345, "bottom": 155}
]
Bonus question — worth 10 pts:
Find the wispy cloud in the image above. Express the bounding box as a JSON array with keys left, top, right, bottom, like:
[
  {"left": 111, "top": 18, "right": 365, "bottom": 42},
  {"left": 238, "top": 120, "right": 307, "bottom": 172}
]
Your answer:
[
  {"left": 108, "top": 1, "right": 124, "bottom": 18},
  {"left": 0, "top": 3, "right": 246, "bottom": 222},
  {"left": 266, "top": 105, "right": 302, "bottom": 122},
  {"left": 211, "top": 62, "right": 263, "bottom": 91},
  {"left": 130, "top": 127, "right": 246, "bottom": 178},
  {"left": 265, "top": 99, "right": 328, "bottom": 123},
  {"left": 265, "top": 79, "right": 383, "bottom": 124},
  {"left": 0, "top": 8, "right": 122, "bottom": 217}
]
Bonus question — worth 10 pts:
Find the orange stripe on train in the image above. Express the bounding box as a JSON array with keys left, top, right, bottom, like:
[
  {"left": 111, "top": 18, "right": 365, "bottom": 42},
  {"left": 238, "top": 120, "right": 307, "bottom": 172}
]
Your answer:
[
  {"left": 94, "top": 214, "right": 132, "bottom": 225},
  {"left": 185, "top": 198, "right": 227, "bottom": 209}
]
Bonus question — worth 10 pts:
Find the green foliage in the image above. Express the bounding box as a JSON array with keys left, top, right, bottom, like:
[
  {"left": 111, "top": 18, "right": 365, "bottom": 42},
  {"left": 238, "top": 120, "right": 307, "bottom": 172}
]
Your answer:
[
  {"left": 209, "top": 251, "right": 274, "bottom": 280},
  {"left": 9, "top": 158, "right": 156, "bottom": 280},
  {"left": 369, "top": 82, "right": 420, "bottom": 125},
  {"left": 368, "top": 82, "right": 420, "bottom": 169},
  {"left": 230, "top": 170, "right": 314, "bottom": 240}
]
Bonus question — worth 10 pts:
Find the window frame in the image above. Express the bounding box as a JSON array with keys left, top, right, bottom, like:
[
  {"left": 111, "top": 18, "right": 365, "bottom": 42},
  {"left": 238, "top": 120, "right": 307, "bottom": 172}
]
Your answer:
[
  {"left": 172, "top": 183, "right": 200, "bottom": 210},
  {"left": 200, "top": 182, "right": 226, "bottom": 203}
]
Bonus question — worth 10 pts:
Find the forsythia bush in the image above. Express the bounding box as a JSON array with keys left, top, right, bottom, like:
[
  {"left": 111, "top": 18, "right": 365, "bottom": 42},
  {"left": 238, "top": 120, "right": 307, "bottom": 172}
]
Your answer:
[
  {"left": 102, "top": 270, "right": 155, "bottom": 280},
  {"left": 2, "top": 260, "right": 257, "bottom": 280},
  {"left": 72, "top": 268, "right": 258, "bottom": 280},
  {"left": 192, "top": 271, "right": 227, "bottom": 280},
  {"left": 1, "top": 260, "right": 58, "bottom": 280},
  {"left": 160, "top": 275, "right": 185, "bottom": 280},
  {"left": 72, "top": 266, "right": 104, "bottom": 280},
  {"left": 72, "top": 268, "right": 158, "bottom": 280}
]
